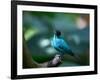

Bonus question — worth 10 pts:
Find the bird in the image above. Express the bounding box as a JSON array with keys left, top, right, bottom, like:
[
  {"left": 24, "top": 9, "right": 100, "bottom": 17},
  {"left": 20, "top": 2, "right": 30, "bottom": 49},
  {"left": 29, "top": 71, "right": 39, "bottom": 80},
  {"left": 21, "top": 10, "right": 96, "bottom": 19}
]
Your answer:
[
  {"left": 48, "top": 30, "right": 80, "bottom": 67},
  {"left": 51, "top": 30, "right": 75, "bottom": 57}
]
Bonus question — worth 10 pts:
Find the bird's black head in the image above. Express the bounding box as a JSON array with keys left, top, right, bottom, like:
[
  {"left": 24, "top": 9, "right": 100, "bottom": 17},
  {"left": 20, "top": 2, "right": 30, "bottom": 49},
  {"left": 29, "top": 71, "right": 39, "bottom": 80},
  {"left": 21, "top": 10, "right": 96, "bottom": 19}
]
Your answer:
[{"left": 55, "top": 30, "right": 61, "bottom": 37}]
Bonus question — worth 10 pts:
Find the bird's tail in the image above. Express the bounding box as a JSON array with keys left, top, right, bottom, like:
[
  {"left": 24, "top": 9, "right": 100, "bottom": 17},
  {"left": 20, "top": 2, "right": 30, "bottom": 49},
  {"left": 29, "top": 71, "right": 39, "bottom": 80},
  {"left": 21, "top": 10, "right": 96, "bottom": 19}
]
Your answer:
[
  {"left": 69, "top": 50, "right": 80, "bottom": 61},
  {"left": 68, "top": 50, "right": 75, "bottom": 57}
]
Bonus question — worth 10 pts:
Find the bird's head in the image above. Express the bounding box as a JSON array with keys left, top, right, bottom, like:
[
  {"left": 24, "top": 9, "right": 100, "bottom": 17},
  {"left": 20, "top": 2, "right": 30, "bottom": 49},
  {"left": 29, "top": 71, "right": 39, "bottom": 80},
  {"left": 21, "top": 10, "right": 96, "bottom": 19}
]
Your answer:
[{"left": 55, "top": 30, "right": 61, "bottom": 37}]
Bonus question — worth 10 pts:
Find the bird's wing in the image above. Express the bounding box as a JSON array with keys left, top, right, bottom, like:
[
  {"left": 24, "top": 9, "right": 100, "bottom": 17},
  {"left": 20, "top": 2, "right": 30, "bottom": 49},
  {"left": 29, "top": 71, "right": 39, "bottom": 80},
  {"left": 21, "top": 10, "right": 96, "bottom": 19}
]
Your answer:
[
  {"left": 58, "top": 39, "right": 75, "bottom": 56},
  {"left": 59, "top": 39, "right": 70, "bottom": 50}
]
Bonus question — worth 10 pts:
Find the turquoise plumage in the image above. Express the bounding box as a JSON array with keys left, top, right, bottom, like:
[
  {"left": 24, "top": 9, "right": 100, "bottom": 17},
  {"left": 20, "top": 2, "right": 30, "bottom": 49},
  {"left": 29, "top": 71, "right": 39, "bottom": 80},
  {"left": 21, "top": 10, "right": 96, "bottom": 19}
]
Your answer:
[{"left": 51, "top": 30, "right": 75, "bottom": 57}]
